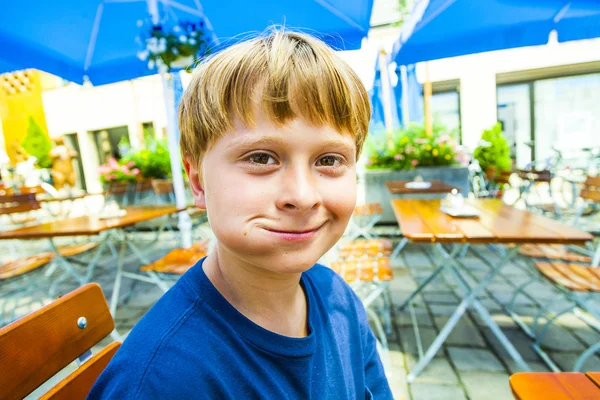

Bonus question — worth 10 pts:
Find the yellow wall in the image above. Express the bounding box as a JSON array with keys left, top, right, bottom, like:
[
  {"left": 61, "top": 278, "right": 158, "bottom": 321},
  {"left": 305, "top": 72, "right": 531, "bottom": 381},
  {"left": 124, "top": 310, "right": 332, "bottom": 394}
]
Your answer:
[{"left": 0, "top": 70, "right": 50, "bottom": 165}]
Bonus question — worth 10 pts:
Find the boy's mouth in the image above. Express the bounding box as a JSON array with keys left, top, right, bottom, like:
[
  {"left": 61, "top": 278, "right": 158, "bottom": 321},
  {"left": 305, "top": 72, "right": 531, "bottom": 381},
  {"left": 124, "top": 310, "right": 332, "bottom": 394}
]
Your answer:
[{"left": 261, "top": 223, "right": 326, "bottom": 241}]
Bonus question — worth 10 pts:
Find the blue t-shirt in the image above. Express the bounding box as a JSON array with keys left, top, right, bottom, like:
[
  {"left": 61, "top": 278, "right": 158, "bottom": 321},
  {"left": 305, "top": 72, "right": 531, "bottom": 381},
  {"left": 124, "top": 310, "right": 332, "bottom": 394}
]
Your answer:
[{"left": 88, "top": 259, "right": 392, "bottom": 399}]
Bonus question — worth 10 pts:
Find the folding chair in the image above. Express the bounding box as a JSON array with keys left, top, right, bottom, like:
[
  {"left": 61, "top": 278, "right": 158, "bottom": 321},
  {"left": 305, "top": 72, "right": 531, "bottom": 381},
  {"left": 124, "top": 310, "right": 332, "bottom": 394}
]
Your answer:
[
  {"left": 506, "top": 251, "right": 600, "bottom": 372},
  {"left": 140, "top": 240, "right": 209, "bottom": 284},
  {"left": 345, "top": 203, "right": 383, "bottom": 241},
  {"left": 517, "top": 176, "right": 600, "bottom": 268},
  {"left": 0, "top": 283, "right": 120, "bottom": 400},
  {"left": 331, "top": 239, "right": 394, "bottom": 355}
]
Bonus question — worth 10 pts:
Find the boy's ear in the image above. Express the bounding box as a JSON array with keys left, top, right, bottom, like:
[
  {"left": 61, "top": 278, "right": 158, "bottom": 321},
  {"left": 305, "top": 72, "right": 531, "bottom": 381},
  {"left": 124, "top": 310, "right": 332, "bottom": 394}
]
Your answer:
[{"left": 183, "top": 157, "right": 206, "bottom": 209}]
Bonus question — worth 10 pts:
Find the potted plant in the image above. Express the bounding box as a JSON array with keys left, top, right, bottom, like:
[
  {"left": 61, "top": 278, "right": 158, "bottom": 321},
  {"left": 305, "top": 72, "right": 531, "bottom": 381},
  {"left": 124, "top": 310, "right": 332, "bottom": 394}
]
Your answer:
[
  {"left": 473, "top": 123, "right": 511, "bottom": 183},
  {"left": 362, "top": 122, "right": 470, "bottom": 223}
]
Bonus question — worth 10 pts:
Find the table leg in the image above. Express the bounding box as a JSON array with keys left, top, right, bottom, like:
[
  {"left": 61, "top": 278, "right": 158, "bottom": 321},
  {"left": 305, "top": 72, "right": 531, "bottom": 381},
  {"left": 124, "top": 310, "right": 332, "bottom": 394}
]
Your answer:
[
  {"left": 109, "top": 240, "right": 127, "bottom": 317},
  {"left": 47, "top": 238, "right": 84, "bottom": 284},
  {"left": 407, "top": 244, "right": 530, "bottom": 382},
  {"left": 443, "top": 245, "right": 530, "bottom": 373}
]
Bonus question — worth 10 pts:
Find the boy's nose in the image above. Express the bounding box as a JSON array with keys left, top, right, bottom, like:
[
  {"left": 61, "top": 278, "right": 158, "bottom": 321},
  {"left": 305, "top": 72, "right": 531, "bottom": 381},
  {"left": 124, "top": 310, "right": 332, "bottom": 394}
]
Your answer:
[{"left": 276, "top": 165, "right": 321, "bottom": 214}]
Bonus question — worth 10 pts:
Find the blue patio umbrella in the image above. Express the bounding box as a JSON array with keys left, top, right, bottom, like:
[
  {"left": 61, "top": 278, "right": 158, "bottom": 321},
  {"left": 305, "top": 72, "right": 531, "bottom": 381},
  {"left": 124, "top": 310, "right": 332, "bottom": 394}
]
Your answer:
[
  {"left": 392, "top": 0, "right": 600, "bottom": 65},
  {"left": 369, "top": 69, "right": 386, "bottom": 134},
  {"left": 1, "top": 0, "right": 373, "bottom": 85},
  {"left": 394, "top": 64, "right": 424, "bottom": 124},
  {"left": 369, "top": 55, "right": 402, "bottom": 134}
]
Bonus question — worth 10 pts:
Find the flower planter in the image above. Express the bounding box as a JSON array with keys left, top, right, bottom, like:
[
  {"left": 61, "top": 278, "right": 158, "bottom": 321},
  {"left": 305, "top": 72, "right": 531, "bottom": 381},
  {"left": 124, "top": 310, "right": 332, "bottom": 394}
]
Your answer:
[{"left": 361, "top": 166, "right": 470, "bottom": 224}]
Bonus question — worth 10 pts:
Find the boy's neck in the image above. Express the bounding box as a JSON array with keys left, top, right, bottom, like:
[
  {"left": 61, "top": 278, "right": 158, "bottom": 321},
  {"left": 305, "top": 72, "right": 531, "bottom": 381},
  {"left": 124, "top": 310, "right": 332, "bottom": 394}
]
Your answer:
[{"left": 202, "top": 247, "right": 309, "bottom": 338}]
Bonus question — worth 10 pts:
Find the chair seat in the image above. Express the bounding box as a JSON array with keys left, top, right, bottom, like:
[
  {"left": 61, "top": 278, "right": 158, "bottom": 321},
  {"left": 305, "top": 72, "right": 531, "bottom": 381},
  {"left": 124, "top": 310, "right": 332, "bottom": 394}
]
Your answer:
[
  {"left": 330, "top": 257, "right": 393, "bottom": 283},
  {"left": 510, "top": 372, "right": 600, "bottom": 400},
  {"left": 55, "top": 242, "right": 99, "bottom": 258},
  {"left": 141, "top": 241, "right": 209, "bottom": 275},
  {"left": 519, "top": 244, "right": 592, "bottom": 263},
  {"left": 534, "top": 261, "right": 600, "bottom": 292},
  {"left": 339, "top": 239, "right": 393, "bottom": 259},
  {"left": 353, "top": 203, "right": 383, "bottom": 216},
  {"left": 0, "top": 254, "right": 53, "bottom": 280}
]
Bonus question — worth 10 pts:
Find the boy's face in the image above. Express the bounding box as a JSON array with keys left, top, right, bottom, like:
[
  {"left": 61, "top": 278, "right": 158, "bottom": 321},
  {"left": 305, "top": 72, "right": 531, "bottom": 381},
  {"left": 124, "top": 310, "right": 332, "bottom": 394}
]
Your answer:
[{"left": 185, "top": 111, "right": 357, "bottom": 274}]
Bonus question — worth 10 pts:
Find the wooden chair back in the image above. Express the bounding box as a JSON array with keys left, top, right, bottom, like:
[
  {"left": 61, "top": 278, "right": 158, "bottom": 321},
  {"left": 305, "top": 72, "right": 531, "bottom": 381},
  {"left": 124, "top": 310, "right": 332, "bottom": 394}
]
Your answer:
[
  {"left": 20, "top": 185, "right": 46, "bottom": 195},
  {"left": 0, "top": 283, "right": 119, "bottom": 400},
  {"left": 517, "top": 169, "right": 552, "bottom": 183},
  {"left": 580, "top": 176, "right": 600, "bottom": 203},
  {"left": 0, "top": 193, "right": 41, "bottom": 216}
]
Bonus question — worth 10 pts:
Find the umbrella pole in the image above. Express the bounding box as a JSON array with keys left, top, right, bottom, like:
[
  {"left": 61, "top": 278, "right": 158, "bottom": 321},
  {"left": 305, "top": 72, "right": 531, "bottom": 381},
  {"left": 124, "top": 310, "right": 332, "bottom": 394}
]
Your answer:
[
  {"left": 148, "top": 0, "right": 192, "bottom": 248},
  {"left": 161, "top": 73, "right": 192, "bottom": 249},
  {"left": 424, "top": 62, "right": 432, "bottom": 136}
]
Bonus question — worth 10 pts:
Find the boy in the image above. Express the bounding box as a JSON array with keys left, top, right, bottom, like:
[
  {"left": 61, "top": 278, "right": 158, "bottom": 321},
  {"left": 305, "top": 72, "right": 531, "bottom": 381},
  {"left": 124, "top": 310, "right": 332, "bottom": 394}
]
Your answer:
[{"left": 89, "top": 29, "right": 393, "bottom": 399}]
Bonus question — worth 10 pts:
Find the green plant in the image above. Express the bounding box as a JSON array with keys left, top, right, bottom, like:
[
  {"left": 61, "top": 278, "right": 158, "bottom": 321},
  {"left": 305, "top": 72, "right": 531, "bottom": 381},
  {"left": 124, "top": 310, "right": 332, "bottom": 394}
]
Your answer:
[
  {"left": 122, "top": 139, "right": 171, "bottom": 180},
  {"left": 365, "top": 122, "right": 467, "bottom": 170},
  {"left": 21, "top": 117, "right": 53, "bottom": 169},
  {"left": 473, "top": 123, "right": 511, "bottom": 173}
]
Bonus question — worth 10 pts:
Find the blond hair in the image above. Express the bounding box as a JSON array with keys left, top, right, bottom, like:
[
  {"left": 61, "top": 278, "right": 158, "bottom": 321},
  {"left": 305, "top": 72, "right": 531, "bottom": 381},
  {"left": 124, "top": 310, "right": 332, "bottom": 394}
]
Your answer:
[{"left": 179, "top": 29, "right": 370, "bottom": 168}]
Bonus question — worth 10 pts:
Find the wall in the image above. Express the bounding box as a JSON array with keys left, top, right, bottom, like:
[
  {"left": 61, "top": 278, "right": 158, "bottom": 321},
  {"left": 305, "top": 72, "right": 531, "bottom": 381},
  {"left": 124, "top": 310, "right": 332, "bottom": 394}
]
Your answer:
[
  {"left": 42, "top": 75, "right": 168, "bottom": 192},
  {"left": 417, "top": 37, "right": 600, "bottom": 151}
]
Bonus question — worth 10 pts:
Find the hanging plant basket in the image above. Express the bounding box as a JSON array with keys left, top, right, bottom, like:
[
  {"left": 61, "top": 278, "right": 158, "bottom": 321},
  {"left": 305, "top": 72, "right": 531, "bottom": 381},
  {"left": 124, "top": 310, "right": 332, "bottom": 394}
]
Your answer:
[
  {"left": 137, "top": 19, "right": 210, "bottom": 72},
  {"left": 170, "top": 55, "right": 195, "bottom": 69}
]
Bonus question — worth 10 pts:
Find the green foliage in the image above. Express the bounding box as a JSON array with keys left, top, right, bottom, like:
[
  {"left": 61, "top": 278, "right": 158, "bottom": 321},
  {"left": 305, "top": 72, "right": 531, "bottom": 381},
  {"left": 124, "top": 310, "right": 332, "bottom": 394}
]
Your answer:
[
  {"left": 21, "top": 117, "right": 52, "bottom": 168},
  {"left": 365, "top": 122, "right": 466, "bottom": 170},
  {"left": 122, "top": 139, "right": 171, "bottom": 180},
  {"left": 473, "top": 123, "right": 512, "bottom": 173}
]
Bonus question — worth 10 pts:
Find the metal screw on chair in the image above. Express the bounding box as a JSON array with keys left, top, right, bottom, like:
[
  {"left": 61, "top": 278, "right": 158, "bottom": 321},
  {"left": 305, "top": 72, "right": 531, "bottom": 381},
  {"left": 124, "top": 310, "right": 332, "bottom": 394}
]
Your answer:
[{"left": 77, "top": 317, "right": 87, "bottom": 329}]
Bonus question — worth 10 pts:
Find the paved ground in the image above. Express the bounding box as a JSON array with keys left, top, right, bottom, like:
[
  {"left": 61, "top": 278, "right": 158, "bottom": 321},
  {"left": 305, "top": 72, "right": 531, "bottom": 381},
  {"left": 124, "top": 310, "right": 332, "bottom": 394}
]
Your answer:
[{"left": 3, "top": 230, "right": 600, "bottom": 400}]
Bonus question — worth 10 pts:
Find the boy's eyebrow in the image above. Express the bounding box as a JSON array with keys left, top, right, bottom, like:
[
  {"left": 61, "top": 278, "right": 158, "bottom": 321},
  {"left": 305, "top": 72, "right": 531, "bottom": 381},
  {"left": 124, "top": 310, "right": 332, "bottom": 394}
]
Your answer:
[{"left": 229, "top": 136, "right": 356, "bottom": 154}]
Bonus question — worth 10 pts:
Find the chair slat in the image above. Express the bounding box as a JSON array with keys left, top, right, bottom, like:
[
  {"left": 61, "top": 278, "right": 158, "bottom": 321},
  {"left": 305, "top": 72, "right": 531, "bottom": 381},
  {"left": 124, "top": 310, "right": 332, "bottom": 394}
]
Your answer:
[
  {"left": 0, "top": 193, "right": 41, "bottom": 215},
  {"left": 584, "top": 176, "right": 600, "bottom": 188},
  {"left": 580, "top": 188, "right": 600, "bottom": 203},
  {"left": 0, "top": 283, "right": 114, "bottom": 400},
  {"left": 40, "top": 341, "right": 121, "bottom": 400}
]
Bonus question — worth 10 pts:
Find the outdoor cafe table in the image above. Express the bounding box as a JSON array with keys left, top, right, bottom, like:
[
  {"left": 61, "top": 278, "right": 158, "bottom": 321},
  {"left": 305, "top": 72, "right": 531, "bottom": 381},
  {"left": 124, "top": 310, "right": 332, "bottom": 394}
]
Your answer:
[
  {"left": 391, "top": 199, "right": 593, "bottom": 382},
  {"left": 0, "top": 205, "right": 185, "bottom": 321},
  {"left": 510, "top": 372, "right": 600, "bottom": 399},
  {"left": 385, "top": 180, "right": 456, "bottom": 195}
]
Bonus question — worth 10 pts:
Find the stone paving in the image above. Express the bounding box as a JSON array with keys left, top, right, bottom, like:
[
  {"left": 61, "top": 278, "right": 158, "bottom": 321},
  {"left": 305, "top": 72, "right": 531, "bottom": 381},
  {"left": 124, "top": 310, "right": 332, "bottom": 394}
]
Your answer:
[{"left": 3, "top": 231, "right": 600, "bottom": 400}]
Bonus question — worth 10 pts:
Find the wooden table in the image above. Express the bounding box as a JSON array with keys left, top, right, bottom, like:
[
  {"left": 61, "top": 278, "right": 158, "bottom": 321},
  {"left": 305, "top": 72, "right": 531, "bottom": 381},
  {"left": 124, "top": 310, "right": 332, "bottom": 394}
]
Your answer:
[
  {"left": 390, "top": 199, "right": 593, "bottom": 382},
  {"left": 0, "top": 206, "right": 183, "bottom": 240},
  {"left": 385, "top": 180, "right": 456, "bottom": 195},
  {"left": 510, "top": 372, "right": 600, "bottom": 399},
  {"left": 0, "top": 205, "right": 185, "bottom": 338}
]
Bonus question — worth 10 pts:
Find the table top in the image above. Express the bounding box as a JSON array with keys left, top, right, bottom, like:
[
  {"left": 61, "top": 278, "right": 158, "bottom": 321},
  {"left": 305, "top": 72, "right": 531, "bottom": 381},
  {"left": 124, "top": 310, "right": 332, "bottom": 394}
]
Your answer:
[
  {"left": 510, "top": 372, "right": 600, "bottom": 399},
  {"left": 0, "top": 206, "right": 184, "bottom": 240},
  {"left": 385, "top": 180, "right": 456, "bottom": 195},
  {"left": 391, "top": 199, "right": 593, "bottom": 244}
]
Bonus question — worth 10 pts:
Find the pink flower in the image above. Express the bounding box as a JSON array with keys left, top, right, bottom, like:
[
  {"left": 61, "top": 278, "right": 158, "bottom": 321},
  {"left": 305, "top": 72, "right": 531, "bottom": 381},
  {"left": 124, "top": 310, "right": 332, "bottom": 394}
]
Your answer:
[
  {"left": 132, "top": 168, "right": 140, "bottom": 175},
  {"left": 437, "top": 135, "right": 451, "bottom": 144},
  {"left": 108, "top": 174, "right": 117, "bottom": 181},
  {"left": 98, "top": 165, "right": 110, "bottom": 174},
  {"left": 411, "top": 159, "right": 418, "bottom": 167},
  {"left": 415, "top": 138, "right": 427, "bottom": 144},
  {"left": 366, "top": 160, "right": 372, "bottom": 166},
  {"left": 126, "top": 161, "right": 135, "bottom": 168},
  {"left": 108, "top": 158, "right": 119, "bottom": 168},
  {"left": 394, "top": 154, "right": 402, "bottom": 161}
]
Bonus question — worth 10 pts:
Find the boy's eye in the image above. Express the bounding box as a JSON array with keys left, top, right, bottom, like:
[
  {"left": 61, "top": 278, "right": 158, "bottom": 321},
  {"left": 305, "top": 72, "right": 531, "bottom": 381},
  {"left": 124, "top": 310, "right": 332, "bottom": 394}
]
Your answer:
[
  {"left": 248, "top": 153, "right": 276, "bottom": 165},
  {"left": 317, "top": 155, "right": 342, "bottom": 167}
]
